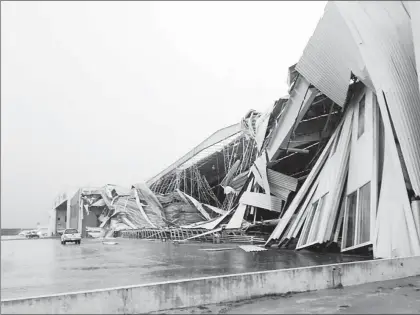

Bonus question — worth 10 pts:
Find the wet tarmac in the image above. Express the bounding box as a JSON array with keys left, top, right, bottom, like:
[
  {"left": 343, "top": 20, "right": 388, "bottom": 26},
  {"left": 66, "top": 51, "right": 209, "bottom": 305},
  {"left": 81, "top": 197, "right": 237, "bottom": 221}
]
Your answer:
[{"left": 1, "top": 238, "right": 370, "bottom": 300}]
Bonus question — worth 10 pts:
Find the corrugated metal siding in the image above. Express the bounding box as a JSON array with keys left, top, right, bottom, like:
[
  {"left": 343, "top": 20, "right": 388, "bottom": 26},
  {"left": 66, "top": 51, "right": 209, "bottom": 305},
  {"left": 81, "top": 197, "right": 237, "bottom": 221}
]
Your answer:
[
  {"left": 335, "top": 1, "right": 420, "bottom": 196},
  {"left": 240, "top": 192, "right": 283, "bottom": 212},
  {"left": 230, "top": 171, "right": 249, "bottom": 191},
  {"left": 269, "top": 183, "right": 290, "bottom": 200},
  {"left": 267, "top": 169, "right": 298, "bottom": 192},
  {"left": 296, "top": 2, "right": 365, "bottom": 107},
  {"left": 375, "top": 91, "right": 420, "bottom": 257},
  {"left": 266, "top": 75, "right": 317, "bottom": 160},
  {"left": 410, "top": 2, "right": 420, "bottom": 102}
]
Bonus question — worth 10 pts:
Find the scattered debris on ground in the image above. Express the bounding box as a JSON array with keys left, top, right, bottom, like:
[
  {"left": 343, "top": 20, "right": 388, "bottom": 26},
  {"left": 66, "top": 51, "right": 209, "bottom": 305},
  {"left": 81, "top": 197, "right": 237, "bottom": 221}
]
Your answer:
[{"left": 238, "top": 245, "right": 267, "bottom": 252}]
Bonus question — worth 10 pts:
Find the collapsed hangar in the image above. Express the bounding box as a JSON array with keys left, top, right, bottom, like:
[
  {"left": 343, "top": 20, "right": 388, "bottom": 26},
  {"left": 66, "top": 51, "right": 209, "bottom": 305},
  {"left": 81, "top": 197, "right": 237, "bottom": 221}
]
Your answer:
[
  {"left": 142, "top": 1, "right": 420, "bottom": 259},
  {"left": 50, "top": 1, "right": 420, "bottom": 260}
]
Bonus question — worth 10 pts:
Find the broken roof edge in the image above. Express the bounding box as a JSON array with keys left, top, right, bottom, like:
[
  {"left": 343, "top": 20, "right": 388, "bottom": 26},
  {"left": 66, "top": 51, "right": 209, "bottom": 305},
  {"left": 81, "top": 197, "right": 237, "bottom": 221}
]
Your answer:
[
  {"left": 146, "top": 123, "right": 242, "bottom": 187},
  {"left": 178, "top": 132, "right": 243, "bottom": 171}
]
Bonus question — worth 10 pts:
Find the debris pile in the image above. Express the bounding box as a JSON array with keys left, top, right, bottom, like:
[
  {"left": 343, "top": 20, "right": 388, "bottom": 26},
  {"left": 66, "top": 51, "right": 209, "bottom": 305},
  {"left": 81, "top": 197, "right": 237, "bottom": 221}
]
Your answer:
[{"left": 158, "top": 192, "right": 204, "bottom": 226}]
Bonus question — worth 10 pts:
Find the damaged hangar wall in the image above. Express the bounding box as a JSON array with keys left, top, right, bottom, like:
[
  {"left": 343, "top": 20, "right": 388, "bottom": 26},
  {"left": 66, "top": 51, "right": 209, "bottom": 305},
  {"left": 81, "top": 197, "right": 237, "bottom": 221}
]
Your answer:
[
  {"left": 264, "top": 0, "right": 420, "bottom": 259},
  {"left": 296, "top": 1, "right": 420, "bottom": 195},
  {"left": 333, "top": 1, "right": 420, "bottom": 196}
]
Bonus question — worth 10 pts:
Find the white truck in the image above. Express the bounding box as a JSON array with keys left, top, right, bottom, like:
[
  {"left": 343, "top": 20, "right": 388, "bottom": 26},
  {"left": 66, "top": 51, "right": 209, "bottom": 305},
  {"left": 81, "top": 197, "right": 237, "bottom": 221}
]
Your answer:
[{"left": 61, "top": 228, "right": 81, "bottom": 245}]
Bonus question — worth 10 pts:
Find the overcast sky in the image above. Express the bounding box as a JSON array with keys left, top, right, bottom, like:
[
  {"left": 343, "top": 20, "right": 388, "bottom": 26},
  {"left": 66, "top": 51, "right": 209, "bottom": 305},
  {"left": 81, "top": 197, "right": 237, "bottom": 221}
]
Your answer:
[{"left": 1, "top": 1, "right": 326, "bottom": 228}]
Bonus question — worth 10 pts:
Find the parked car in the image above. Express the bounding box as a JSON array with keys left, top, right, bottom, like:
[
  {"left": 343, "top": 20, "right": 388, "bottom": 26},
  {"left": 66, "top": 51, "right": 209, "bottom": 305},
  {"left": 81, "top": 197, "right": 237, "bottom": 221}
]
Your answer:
[
  {"left": 18, "top": 230, "right": 30, "bottom": 237},
  {"left": 26, "top": 231, "right": 40, "bottom": 239},
  {"left": 36, "top": 228, "right": 49, "bottom": 238},
  {"left": 61, "top": 228, "right": 81, "bottom": 245}
]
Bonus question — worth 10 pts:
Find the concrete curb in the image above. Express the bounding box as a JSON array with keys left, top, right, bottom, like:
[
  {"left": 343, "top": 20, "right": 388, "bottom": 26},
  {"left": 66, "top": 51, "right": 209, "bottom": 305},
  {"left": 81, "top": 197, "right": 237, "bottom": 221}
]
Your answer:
[{"left": 2, "top": 255, "right": 420, "bottom": 314}]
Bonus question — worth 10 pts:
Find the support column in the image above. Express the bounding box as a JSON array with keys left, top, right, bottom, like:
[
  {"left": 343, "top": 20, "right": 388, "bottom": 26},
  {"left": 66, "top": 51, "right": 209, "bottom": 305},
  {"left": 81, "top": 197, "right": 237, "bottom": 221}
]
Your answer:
[
  {"left": 78, "top": 191, "right": 84, "bottom": 237},
  {"left": 66, "top": 199, "right": 71, "bottom": 229}
]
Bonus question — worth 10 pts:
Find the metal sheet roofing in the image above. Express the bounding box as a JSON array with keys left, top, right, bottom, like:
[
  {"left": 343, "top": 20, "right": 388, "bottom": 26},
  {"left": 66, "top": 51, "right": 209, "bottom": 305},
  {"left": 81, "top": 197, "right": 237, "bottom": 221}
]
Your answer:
[
  {"left": 410, "top": 2, "right": 420, "bottom": 99},
  {"left": 178, "top": 133, "right": 241, "bottom": 170},
  {"left": 240, "top": 192, "right": 284, "bottom": 212},
  {"left": 146, "top": 123, "right": 241, "bottom": 186},
  {"left": 267, "top": 169, "right": 298, "bottom": 192},
  {"left": 296, "top": 2, "right": 365, "bottom": 107}
]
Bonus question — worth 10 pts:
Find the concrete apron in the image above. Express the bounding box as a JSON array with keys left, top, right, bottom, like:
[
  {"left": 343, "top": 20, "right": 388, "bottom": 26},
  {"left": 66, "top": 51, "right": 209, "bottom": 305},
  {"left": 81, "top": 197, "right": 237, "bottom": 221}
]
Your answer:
[{"left": 2, "top": 256, "right": 420, "bottom": 314}]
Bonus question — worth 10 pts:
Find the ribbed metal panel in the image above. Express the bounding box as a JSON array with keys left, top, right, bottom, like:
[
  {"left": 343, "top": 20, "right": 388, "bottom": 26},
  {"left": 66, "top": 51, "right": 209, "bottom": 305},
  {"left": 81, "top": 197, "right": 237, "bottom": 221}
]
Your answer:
[
  {"left": 296, "top": 2, "right": 365, "bottom": 107},
  {"left": 375, "top": 87, "right": 420, "bottom": 257},
  {"left": 335, "top": 1, "right": 420, "bottom": 196},
  {"left": 238, "top": 245, "right": 268, "bottom": 252},
  {"left": 230, "top": 171, "right": 249, "bottom": 191},
  {"left": 240, "top": 192, "right": 283, "bottom": 212},
  {"left": 410, "top": 2, "right": 420, "bottom": 104},
  {"left": 268, "top": 183, "right": 290, "bottom": 201},
  {"left": 267, "top": 169, "right": 298, "bottom": 192},
  {"left": 266, "top": 75, "right": 317, "bottom": 160}
]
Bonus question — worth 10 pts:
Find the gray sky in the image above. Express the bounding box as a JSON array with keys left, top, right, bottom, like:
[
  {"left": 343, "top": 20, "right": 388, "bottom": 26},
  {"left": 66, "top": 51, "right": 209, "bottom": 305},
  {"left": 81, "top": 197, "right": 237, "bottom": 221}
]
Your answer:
[{"left": 1, "top": 1, "right": 326, "bottom": 228}]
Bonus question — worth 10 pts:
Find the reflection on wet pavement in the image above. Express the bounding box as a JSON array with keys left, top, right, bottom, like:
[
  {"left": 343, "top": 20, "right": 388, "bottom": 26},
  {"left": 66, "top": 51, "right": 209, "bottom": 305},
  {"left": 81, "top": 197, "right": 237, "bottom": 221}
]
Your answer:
[{"left": 1, "top": 238, "right": 370, "bottom": 300}]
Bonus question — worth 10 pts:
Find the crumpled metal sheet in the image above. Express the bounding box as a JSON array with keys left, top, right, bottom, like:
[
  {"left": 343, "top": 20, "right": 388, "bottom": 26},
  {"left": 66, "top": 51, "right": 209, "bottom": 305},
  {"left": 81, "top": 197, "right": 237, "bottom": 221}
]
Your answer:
[
  {"left": 410, "top": 2, "right": 420, "bottom": 96},
  {"left": 226, "top": 181, "right": 253, "bottom": 229},
  {"left": 374, "top": 92, "right": 420, "bottom": 258},
  {"left": 133, "top": 183, "right": 167, "bottom": 227},
  {"left": 334, "top": 1, "right": 420, "bottom": 196},
  {"left": 240, "top": 110, "right": 261, "bottom": 139},
  {"left": 176, "top": 189, "right": 211, "bottom": 221},
  {"left": 156, "top": 191, "right": 210, "bottom": 226},
  {"left": 296, "top": 2, "right": 365, "bottom": 107},
  {"left": 240, "top": 192, "right": 284, "bottom": 212},
  {"left": 91, "top": 199, "right": 106, "bottom": 207},
  {"left": 266, "top": 125, "right": 339, "bottom": 244},
  {"left": 267, "top": 169, "right": 298, "bottom": 192},
  {"left": 220, "top": 160, "right": 241, "bottom": 188},
  {"left": 238, "top": 245, "right": 267, "bottom": 252},
  {"left": 255, "top": 113, "right": 271, "bottom": 152},
  {"left": 201, "top": 204, "right": 227, "bottom": 216},
  {"left": 266, "top": 76, "right": 318, "bottom": 161},
  {"left": 229, "top": 171, "right": 249, "bottom": 191},
  {"left": 182, "top": 209, "right": 233, "bottom": 230}
]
